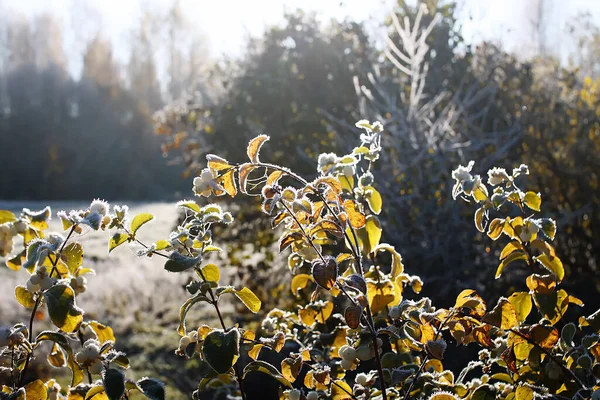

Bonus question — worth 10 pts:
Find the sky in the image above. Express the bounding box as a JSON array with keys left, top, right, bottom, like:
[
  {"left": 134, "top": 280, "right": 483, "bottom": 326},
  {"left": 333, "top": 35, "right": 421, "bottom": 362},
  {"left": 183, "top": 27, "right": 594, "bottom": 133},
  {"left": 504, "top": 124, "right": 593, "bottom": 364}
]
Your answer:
[{"left": 3, "top": 0, "right": 600, "bottom": 77}]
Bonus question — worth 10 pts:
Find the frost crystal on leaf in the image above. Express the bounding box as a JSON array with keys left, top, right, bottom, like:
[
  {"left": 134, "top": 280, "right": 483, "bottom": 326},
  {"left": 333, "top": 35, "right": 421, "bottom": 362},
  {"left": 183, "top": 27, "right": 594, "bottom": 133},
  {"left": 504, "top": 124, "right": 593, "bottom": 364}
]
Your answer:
[{"left": 487, "top": 167, "right": 510, "bottom": 186}]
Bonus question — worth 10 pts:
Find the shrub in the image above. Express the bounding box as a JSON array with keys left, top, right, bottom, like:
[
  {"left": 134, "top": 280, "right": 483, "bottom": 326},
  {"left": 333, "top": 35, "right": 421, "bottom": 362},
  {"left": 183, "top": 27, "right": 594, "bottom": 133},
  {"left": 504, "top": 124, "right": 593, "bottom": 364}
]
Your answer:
[{"left": 1, "top": 120, "right": 599, "bottom": 399}]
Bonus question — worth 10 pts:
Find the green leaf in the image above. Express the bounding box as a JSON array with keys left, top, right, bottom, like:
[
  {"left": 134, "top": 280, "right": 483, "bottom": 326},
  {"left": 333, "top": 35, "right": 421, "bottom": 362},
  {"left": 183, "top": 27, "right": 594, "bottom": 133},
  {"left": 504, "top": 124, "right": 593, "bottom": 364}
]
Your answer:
[
  {"left": 535, "top": 254, "right": 564, "bottom": 282},
  {"left": 242, "top": 360, "right": 292, "bottom": 388},
  {"left": 15, "top": 286, "right": 36, "bottom": 309},
  {"left": 62, "top": 243, "right": 83, "bottom": 274},
  {"left": 35, "top": 330, "right": 84, "bottom": 386},
  {"left": 471, "top": 384, "right": 496, "bottom": 400},
  {"left": 44, "top": 284, "right": 84, "bottom": 333},
  {"left": 137, "top": 378, "right": 166, "bottom": 400},
  {"left": 102, "top": 368, "right": 125, "bottom": 400},
  {"left": 0, "top": 210, "right": 17, "bottom": 224},
  {"left": 202, "top": 329, "right": 240, "bottom": 374},
  {"left": 495, "top": 252, "right": 528, "bottom": 279},
  {"left": 108, "top": 233, "right": 129, "bottom": 253},
  {"left": 508, "top": 292, "right": 532, "bottom": 322},
  {"left": 523, "top": 191, "right": 541, "bottom": 212},
  {"left": 164, "top": 252, "right": 201, "bottom": 273},
  {"left": 130, "top": 213, "right": 154, "bottom": 234}
]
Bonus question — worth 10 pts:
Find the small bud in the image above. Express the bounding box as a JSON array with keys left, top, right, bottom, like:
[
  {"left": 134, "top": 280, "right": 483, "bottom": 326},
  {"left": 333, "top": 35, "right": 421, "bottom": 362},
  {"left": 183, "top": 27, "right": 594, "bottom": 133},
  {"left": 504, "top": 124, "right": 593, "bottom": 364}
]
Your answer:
[
  {"left": 340, "top": 358, "right": 355, "bottom": 371},
  {"left": 339, "top": 345, "right": 357, "bottom": 361},
  {"left": 355, "top": 373, "right": 368, "bottom": 386}
]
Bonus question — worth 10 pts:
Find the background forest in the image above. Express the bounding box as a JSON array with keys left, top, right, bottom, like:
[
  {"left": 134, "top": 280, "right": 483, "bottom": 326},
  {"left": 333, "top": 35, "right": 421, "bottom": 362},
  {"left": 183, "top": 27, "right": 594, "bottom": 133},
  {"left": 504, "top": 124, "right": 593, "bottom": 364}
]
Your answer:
[{"left": 1, "top": 0, "right": 599, "bottom": 397}]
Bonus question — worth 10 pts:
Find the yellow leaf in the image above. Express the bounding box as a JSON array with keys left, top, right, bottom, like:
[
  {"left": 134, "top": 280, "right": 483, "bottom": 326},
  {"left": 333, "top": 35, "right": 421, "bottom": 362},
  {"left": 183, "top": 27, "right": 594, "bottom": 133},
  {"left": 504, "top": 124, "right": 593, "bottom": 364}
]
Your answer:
[
  {"left": 201, "top": 264, "right": 221, "bottom": 283},
  {"left": 317, "top": 302, "right": 334, "bottom": 324},
  {"left": 234, "top": 287, "right": 261, "bottom": 313},
  {"left": 15, "top": 286, "right": 36, "bottom": 309},
  {"left": 496, "top": 252, "right": 528, "bottom": 279},
  {"left": 217, "top": 169, "right": 237, "bottom": 197},
  {"left": 500, "top": 241, "right": 524, "bottom": 260},
  {"left": 373, "top": 244, "right": 404, "bottom": 278},
  {"left": 238, "top": 163, "right": 256, "bottom": 194},
  {"left": 206, "top": 154, "right": 231, "bottom": 171},
  {"left": 24, "top": 380, "right": 47, "bottom": 400},
  {"left": 366, "top": 279, "right": 396, "bottom": 313},
  {"left": 87, "top": 321, "right": 116, "bottom": 344},
  {"left": 508, "top": 292, "right": 532, "bottom": 322},
  {"left": 108, "top": 233, "right": 130, "bottom": 254},
  {"left": 526, "top": 274, "right": 556, "bottom": 294},
  {"left": 267, "top": 170, "right": 284, "bottom": 185},
  {"left": 338, "top": 174, "right": 354, "bottom": 192},
  {"left": 454, "top": 289, "right": 486, "bottom": 318},
  {"left": 515, "top": 386, "right": 534, "bottom": 400},
  {"left": 248, "top": 344, "right": 264, "bottom": 360},
  {"left": 247, "top": 135, "right": 270, "bottom": 163},
  {"left": 487, "top": 218, "right": 505, "bottom": 240},
  {"left": 331, "top": 380, "right": 353, "bottom": 400},
  {"left": 474, "top": 207, "right": 485, "bottom": 232},
  {"left": 358, "top": 215, "right": 382, "bottom": 255},
  {"left": 482, "top": 298, "right": 518, "bottom": 330},
  {"left": 343, "top": 199, "right": 366, "bottom": 229},
  {"left": 364, "top": 186, "right": 382, "bottom": 214},
  {"left": 281, "top": 357, "right": 302, "bottom": 383},
  {"left": 130, "top": 213, "right": 154, "bottom": 234},
  {"left": 523, "top": 191, "right": 541, "bottom": 212},
  {"left": 0, "top": 210, "right": 17, "bottom": 224},
  {"left": 535, "top": 254, "right": 564, "bottom": 282},
  {"left": 291, "top": 274, "right": 314, "bottom": 296}
]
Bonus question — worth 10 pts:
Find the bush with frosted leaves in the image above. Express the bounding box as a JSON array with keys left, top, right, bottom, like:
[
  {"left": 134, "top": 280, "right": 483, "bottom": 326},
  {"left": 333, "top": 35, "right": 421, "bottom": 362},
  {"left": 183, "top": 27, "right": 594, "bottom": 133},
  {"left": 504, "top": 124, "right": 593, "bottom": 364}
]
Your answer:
[{"left": 1, "top": 119, "right": 600, "bottom": 399}]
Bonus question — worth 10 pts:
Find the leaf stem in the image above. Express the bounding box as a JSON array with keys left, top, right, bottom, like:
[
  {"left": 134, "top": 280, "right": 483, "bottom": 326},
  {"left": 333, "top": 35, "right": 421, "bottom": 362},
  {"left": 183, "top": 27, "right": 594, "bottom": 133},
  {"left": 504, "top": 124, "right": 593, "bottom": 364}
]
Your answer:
[
  {"left": 403, "top": 310, "right": 454, "bottom": 400},
  {"left": 509, "top": 328, "right": 587, "bottom": 391}
]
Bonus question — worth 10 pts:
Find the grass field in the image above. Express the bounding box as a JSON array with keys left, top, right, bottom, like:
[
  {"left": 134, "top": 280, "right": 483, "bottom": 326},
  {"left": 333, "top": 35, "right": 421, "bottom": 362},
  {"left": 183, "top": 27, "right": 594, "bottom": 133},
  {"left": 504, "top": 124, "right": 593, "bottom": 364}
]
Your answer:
[{"left": 0, "top": 201, "right": 238, "bottom": 397}]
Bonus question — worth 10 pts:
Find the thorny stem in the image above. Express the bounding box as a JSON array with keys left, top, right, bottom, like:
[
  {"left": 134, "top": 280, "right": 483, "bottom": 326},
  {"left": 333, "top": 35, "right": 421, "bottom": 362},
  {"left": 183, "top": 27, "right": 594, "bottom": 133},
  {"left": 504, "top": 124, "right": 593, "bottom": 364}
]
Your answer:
[
  {"left": 240, "top": 338, "right": 356, "bottom": 399},
  {"left": 20, "top": 224, "right": 78, "bottom": 387},
  {"left": 403, "top": 310, "right": 455, "bottom": 400}
]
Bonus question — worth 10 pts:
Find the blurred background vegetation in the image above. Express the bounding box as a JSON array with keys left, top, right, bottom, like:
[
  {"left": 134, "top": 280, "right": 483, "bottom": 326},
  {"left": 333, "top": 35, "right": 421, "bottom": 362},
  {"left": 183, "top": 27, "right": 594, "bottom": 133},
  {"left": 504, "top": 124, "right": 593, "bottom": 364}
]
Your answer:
[{"left": 1, "top": 0, "right": 599, "bottom": 396}]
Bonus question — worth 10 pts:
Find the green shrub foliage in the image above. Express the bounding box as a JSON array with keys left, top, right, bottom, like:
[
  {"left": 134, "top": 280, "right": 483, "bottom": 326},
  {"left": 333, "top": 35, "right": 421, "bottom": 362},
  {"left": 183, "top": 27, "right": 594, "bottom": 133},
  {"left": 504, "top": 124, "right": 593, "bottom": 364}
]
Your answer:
[{"left": 1, "top": 120, "right": 600, "bottom": 400}]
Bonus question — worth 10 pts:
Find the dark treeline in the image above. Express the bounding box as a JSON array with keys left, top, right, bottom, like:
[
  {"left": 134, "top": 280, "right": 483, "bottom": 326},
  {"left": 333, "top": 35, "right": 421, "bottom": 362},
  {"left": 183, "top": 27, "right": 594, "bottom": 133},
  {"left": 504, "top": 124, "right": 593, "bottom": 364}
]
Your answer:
[{"left": 0, "top": 5, "right": 206, "bottom": 200}]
